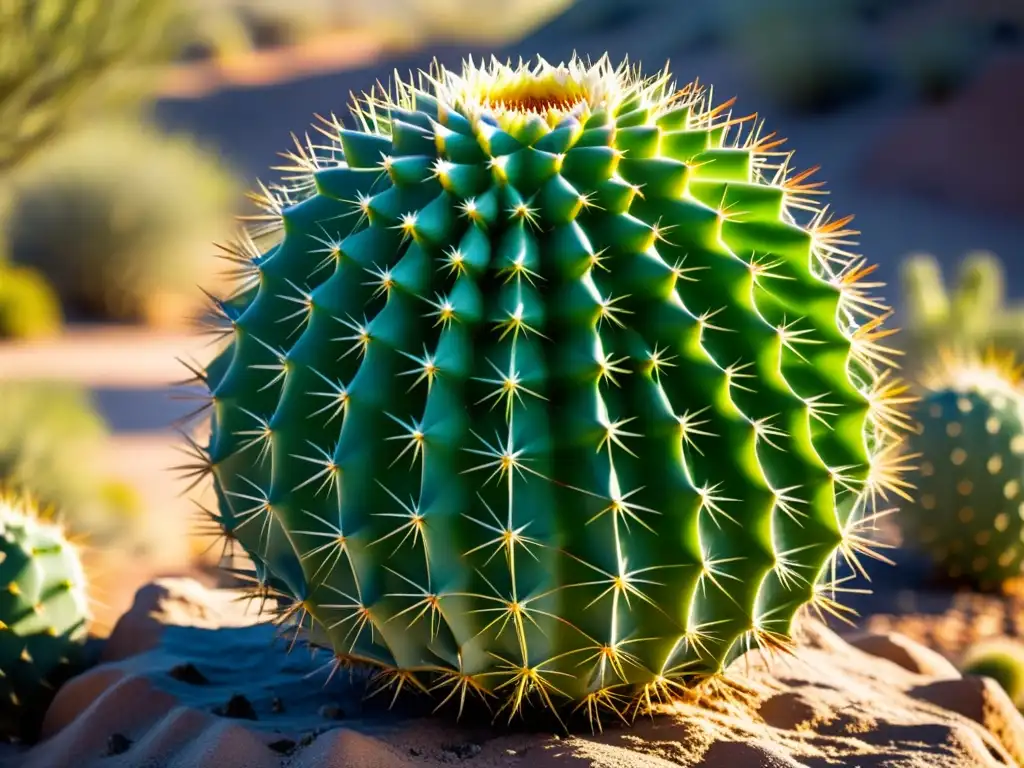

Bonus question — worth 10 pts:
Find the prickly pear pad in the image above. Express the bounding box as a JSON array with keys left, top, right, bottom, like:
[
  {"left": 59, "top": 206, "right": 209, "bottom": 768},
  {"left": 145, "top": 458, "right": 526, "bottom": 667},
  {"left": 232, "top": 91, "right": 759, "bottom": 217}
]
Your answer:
[{"left": 189, "top": 55, "right": 913, "bottom": 724}]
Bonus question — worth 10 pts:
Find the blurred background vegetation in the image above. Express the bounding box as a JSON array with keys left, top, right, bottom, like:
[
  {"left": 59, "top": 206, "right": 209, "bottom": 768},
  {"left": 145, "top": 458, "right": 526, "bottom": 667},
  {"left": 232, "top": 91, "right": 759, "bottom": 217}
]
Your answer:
[{"left": 0, "top": 0, "right": 1018, "bottom": 336}]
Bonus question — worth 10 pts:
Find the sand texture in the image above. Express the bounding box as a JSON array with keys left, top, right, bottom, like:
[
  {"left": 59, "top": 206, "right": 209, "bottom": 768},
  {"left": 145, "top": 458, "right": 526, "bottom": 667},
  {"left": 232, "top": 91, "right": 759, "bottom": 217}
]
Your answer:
[{"left": 0, "top": 579, "right": 1021, "bottom": 768}]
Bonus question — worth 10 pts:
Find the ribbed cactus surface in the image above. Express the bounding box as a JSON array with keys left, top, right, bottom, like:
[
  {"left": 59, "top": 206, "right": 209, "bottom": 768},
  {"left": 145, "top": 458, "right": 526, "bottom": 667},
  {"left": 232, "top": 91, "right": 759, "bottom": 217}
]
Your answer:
[
  {"left": 193, "top": 56, "right": 911, "bottom": 723},
  {"left": 901, "top": 353, "right": 1024, "bottom": 590},
  {"left": 0, "top": 493, "right": 89, "bottom": 740}
]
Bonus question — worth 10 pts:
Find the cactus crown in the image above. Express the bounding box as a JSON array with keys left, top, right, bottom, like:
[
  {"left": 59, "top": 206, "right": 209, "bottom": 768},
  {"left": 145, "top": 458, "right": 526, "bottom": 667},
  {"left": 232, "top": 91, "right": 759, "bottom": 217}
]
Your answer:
[{"left": 191, "top": 55, "right": 913, "bottom": 728}]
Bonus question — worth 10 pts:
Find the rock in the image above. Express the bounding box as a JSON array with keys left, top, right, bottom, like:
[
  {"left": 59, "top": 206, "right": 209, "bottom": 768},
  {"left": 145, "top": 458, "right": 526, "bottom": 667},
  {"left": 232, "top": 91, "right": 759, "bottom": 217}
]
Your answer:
[
  {"left": 101, "top": 577, "right": 267, "bottom": 662},
  {"left": 910, "top": 676, "right": 1024, "bottom": 766},
  {"left": 214, "top": 694, "right": 258, "bottom": 721},
  {"left": 861, "top": 52, "right": 1024, "bottom": 216},
  {"left": 12, "top": 579, "right": 1024, "bottom": 768},
  {"left": 847, "top": 631, "right": 963, "bottom": 678},
  {"left": 168, "top": 663, "right": 210, "bottom": 685},
  {"left": 104, "top": 733, "right": 132, "bottom": 756}
]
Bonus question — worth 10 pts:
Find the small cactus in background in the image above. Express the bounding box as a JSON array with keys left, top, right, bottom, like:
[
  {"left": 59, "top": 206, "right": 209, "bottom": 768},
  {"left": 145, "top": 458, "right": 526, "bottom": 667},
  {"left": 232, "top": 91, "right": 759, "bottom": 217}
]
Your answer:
[
  {"left": 900, "top": 350, "right": 1024, "bottom": 590},
  {"left": 0, "top": 262, "right": 62, "bottom": 340},
  {"left": 0, "top": 492, "right": 89, "bottom": 742},
  {"left": 188, "top": 55, "right": 912, "bottom": 726},
  {"left": 898, "top": 251, "right": 1024, "bottom": 382},
  {"left": 962, "top": 639, "right": 1024, "bottom": 709}
]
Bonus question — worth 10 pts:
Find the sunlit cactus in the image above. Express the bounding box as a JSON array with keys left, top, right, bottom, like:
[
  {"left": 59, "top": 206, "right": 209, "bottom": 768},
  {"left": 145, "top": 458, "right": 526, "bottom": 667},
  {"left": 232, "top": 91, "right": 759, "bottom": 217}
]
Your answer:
[
  {"left": 186, "top": 55, "right": 913, "bottom": 727},
  {"left": 0, "top": 491, "right": 89, "bottom": 742},
  {"left": 900, "top": 350, "right": 1024, "bottom": 591}
]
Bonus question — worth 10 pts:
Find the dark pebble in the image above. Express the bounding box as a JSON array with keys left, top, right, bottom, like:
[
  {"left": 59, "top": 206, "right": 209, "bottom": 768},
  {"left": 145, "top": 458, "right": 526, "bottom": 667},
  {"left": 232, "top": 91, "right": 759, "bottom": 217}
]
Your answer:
[
  {"left": 105, "top": 733, "right": 132, "bottom": 756},
  {"left": 318, "top": 703, "right": 346, "bottom": 720},
  {"left": 213, "top": 694, "right": 258, "bottom": 720},
  {"left": 168, "top": 663, "right": 209, "bottom": 685},
  {"left": 441, "top": 742, "right": 482, "bottom": 760},
  {"left": 268, "top": 738, "right": 296, "bottom": 754}
]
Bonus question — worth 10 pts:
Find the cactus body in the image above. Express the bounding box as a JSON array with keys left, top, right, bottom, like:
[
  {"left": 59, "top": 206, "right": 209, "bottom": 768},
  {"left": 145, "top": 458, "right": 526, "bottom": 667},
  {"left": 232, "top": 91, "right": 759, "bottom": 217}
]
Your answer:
[
  {"left": 901, "top": 354, "right": 1024, "bottom": 589},
  {"left": 196, "top": 56, "right": 910, "bottom": 722},
  {"left": 0, "top": 493, "right": 89, "bottom": 741}
]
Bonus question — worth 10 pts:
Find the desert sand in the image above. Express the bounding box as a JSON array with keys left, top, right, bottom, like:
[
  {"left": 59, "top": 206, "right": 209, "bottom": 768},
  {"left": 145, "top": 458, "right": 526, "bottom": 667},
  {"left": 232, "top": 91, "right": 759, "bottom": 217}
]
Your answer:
[{"left": 1, "top": 578, "right": 1021, "bottom": 768}]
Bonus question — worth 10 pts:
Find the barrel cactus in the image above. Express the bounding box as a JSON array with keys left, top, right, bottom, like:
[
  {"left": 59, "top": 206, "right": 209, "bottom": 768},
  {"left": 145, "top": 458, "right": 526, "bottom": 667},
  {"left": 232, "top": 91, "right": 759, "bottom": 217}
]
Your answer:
[
  {"left": 0, "top": 492, "right": 90, "bottom": 741},
  {"left": 190, "top": 55, "right": 912, "bottom": 725},
  {"left": 900, "top": 350, "right": 1024, "bottom": 590}
]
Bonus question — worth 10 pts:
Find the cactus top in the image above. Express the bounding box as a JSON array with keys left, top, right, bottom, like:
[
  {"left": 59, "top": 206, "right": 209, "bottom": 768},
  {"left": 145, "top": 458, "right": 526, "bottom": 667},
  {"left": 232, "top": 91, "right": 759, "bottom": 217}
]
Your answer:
[{"left": 193, "top": 55, "right": 914, "bottom": 727}]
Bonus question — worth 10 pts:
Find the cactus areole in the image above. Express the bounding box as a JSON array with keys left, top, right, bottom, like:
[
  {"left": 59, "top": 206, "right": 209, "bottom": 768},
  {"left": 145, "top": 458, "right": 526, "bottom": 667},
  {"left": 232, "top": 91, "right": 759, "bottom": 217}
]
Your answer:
[{"left": 195, "top": 55, "right": 912, "bottom": 725}]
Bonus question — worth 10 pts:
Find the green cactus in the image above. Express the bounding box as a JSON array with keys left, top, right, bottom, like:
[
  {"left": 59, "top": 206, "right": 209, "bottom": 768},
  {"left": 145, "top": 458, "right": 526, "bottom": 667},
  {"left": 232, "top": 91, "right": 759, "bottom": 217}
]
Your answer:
[
  {"left": 0, "top": 492, "right": 90, "bottom": 742},
  {"left": 0, "top": 261, "right": 63, "bottom": 340},
  {"left": 190, "top": 55, "right": 912, "bottom": 725},
  {"left": 962, "top": 639, "right": 1024, "bottom": 708},
  {"left": 900, "top": 351, "right": 1024, "bottom": 590},
  {"left": 898, "top": 251, "right": 1024, "bottom": 381}
]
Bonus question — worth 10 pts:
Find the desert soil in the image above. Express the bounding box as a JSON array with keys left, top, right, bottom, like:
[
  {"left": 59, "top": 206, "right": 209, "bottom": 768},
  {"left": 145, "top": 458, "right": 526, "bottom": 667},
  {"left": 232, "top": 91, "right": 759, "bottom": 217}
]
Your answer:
[{"left": 3, "top": 578, "right": 1022, "bottom": 768}]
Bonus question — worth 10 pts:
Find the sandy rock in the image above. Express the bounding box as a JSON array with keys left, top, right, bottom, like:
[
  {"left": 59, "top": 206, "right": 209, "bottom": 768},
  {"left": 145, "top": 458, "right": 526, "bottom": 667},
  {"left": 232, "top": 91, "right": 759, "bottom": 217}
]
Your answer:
[
  {"left": 7, "top": 579, "right": 1024, "bottom": 768},
  {"left": 910, "top": 676, "right": 1024, "bottom": 766},
  {"left": 861, "top": 52, "right": 1024, "bottom": 215},
  {"left": 847, "top": 632, "right": 962, "bottom": 678},
  {"left": 101, "top": 577, "right": 268, "bottom": 662}
]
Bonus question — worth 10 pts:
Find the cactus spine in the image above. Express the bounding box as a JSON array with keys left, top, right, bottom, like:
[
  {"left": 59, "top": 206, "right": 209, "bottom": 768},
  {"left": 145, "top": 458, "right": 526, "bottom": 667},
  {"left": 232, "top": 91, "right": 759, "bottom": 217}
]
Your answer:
[
  {"left": 190, "top": 55, "right": 912, "bottom": 726},
  {"left": 0, "top": 492, "right": 89, "bottom": 741}
]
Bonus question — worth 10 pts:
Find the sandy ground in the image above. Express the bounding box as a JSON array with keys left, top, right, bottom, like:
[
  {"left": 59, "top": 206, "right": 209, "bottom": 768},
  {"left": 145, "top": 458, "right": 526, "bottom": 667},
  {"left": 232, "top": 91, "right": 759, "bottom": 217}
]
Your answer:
[
  {"left": 2, "top": 578, "right": 1022, "bottom": 768},
  {"left": 0, "top": 327, "right": 222, "bottom": 632},
  {"left": 0, "top": 326, "right": 213, "bottom": 387},
  {"left": 160, "top": 29, "right": 394, "bottom": 99}
]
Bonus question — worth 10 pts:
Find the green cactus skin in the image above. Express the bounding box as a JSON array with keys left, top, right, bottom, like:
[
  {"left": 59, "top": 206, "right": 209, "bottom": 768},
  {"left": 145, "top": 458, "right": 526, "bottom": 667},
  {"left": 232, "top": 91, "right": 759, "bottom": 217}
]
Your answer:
[
  {"left": 962, "top": 639, "right": 1024, "bottom": 709},
  {"left": 899, "top": 251, "right": 1024, "bottom": 381},
  {"left": 901, "top": 354, "right": 1024, "bottom": 591},
  {"left": 0, "top": 492, "right": 89, "bottom": 742},
  {"left": 190, "top": 55, "right": 912, "bottom": 725}
]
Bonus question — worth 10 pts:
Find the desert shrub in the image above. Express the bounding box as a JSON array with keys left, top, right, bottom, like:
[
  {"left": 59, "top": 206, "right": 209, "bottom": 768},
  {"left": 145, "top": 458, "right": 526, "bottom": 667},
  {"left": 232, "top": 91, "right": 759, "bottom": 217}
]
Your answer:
[
  {"left": 6, "top": 119, "right": 240, "bottom": 328},
  {"left": 0, "top": 380, "right": 142, "bottom": 545},
  {"left": 0, "top": 260, "right": 62, "bottom": 339},
  {"left": 0, "top": 0, "right": 189, "bottom": 175}
]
